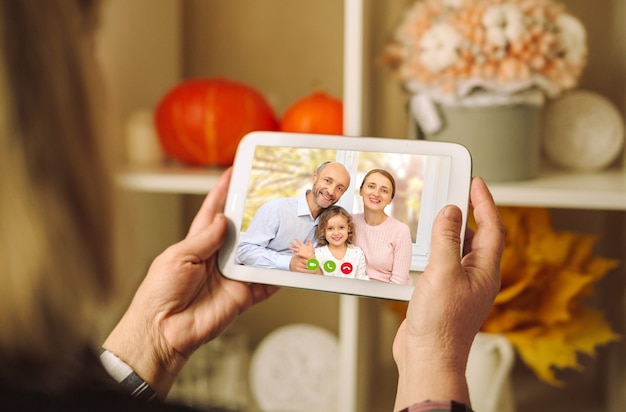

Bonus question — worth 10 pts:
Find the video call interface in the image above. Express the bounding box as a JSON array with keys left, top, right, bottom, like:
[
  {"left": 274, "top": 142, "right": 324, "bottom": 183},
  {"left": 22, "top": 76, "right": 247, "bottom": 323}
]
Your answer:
[{"left": 237, "top": 145, "right": 453, "bottom": 273}]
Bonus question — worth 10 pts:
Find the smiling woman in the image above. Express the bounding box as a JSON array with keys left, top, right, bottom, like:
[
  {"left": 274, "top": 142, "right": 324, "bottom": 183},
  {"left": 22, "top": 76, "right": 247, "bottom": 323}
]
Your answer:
[{"left": 352, "top": 169, "right": 413, "bottom": 285}]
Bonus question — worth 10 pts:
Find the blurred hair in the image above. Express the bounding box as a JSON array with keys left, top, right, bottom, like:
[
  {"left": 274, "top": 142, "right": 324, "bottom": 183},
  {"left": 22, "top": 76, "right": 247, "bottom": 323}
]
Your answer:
[
  {"left": 0, "top": 0, "right": 114, "bottom": 391},
  {"left": 316, "top": 160, "right": 331, "bottom": 173},
  {"left": 359, "top": 168, "right": 397, "bottom": 199},
  {"left": 315, "top": 205, "right": 355, "bottom": 247}
]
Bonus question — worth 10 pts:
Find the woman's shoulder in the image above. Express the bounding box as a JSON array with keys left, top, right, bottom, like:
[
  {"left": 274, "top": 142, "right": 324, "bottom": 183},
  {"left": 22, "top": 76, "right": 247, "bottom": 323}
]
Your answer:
[{"left": 352, "top": 213, "right": 365, "bottom": 223}]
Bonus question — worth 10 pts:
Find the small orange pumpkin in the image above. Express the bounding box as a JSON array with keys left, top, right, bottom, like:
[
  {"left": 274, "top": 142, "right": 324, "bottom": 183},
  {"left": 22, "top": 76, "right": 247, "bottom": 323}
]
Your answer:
[
  {"left": 155, "top": 78, "right": 277, "bottom": 166},
  {"left": 280, "top": 91, "right": 343, "bottom": 134}
]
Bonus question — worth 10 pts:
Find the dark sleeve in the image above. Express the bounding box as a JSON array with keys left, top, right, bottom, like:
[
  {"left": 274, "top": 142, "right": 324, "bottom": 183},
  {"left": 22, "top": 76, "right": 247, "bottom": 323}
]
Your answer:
[{"left": 400, "top": 400, "right": 473, "bottom": 412}]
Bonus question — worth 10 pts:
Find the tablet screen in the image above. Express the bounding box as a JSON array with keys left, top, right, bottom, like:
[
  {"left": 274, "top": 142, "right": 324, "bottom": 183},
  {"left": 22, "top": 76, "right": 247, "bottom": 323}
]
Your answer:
[
  {"left": 219, "top": 132, "right": 471, "bottom": 301},
  {"left": 239, "top": 145, "right": 452, "bottom": 272}
]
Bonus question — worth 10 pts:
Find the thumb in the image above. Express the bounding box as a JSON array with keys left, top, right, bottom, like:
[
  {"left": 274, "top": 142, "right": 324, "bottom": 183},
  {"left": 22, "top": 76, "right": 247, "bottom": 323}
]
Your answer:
[{"left": 426, "top": 205, "right": 463, "bottom": 277}]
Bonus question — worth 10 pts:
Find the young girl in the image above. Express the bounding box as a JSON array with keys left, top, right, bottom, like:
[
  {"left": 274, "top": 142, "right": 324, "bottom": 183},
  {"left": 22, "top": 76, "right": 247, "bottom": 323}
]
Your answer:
[{"left": 290, "top": 206, "right": 368, "bottom": 280}]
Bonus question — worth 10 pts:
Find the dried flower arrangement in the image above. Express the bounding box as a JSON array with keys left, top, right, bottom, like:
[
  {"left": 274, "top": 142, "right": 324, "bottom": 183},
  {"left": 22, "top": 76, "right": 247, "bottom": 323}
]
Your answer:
[{"left": 382, "top": 0, "right": 588, "bottom": 106}]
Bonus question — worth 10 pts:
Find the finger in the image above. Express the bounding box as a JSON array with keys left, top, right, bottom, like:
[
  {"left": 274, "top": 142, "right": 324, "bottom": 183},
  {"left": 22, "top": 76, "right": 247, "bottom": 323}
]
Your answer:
[
  {"left": 178, "top": 213, "right": 228, "bottom": 261},
  {"left": 462, "top": 227, "right": 475, "bottom": 256},
  {"left": 187, "top": 168, "right": 233, "bottom": 237},
  {"left": 469, "top": 177, "right": 500, "bottom": 235},
  {"left": 425, "top": 204, "right": 463, "bottom": 279},
  {"left": 249, "top": 283, "right": 280, "bottom": 305},
  {"left": 466, "top": 177, "right": 504, "bottom": 267}
]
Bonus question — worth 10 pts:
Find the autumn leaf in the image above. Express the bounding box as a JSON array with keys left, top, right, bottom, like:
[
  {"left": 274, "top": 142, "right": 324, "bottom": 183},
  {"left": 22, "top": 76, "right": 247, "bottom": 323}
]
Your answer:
[
  {"left": 534, "top": 269, "right": 596, "bottom": 325},
  {"left": 495, "top": 253, "right": 540, "bottom": 305},
  {"left": 395, "top": 206, "right": 619, "bottom": 386},
  {"left": 506, "top": 326, "right": 577, "bottom": 386},
  {"left": 477, "top": 207, "right": 620, "bottom": 385},
  {"left": 506, "top": 306, "right": 620, "bottom": 386}
]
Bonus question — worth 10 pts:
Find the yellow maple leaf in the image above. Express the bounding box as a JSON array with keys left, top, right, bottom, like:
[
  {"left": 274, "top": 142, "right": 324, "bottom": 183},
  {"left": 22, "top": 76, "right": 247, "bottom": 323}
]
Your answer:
[
  {"left": 506, "top": 326, "right": 575, "bottom": 386},
  {"left": 506, "top": 306, "right": 620, "bottom": 386},
  {"left": 478, "top": 207, "right": 621, "bottom": 385},
  {"left": 533, "top": 268, "right": 596, "bottom": 325},
  {"left": 416, "top": 206, "right": 619, "bottom": 386},
  {"left": 585, "top": 256, "right": 621, "bottom": 283},
  {"left": 567, "top": 235, "right": 597, "bottom": 269},
  {"left": 482, "top": 306, "right": 535, "bottom": 333},
  {"left": 560, "top": 306, "right": 620, "bottom": 356},
  {"left": 494, "top": 260, "right": 540, "bottom": 305}
]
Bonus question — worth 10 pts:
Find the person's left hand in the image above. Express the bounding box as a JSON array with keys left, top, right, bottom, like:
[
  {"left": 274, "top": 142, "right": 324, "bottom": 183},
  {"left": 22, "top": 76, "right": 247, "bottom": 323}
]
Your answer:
[
  {"left": 103, "top": 168, "right": 277, "bottom": 398},
  {"left": 289, "top": 238, "right": 315, "bottom": 259}
]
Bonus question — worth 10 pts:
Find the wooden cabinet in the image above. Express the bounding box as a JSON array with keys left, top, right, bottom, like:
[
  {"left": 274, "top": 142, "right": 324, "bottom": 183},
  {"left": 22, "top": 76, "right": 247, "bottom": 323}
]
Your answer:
[{"left": 102, "top": 1, "right": 626, "bottom": 411}]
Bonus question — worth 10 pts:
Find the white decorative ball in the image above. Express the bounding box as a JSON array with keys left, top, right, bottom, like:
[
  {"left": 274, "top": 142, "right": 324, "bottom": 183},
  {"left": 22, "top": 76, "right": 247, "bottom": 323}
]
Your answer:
[
  {"left": 249, "top": 324, "right": 339, "bottom": 412},
  {"left": 542, "top": 90, "right": 625, "bottom": 171}
]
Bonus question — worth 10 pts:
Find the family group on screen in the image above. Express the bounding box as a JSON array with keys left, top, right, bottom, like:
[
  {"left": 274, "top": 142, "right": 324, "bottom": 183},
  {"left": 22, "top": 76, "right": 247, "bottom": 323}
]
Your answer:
[{"left": 236, "top": 161, "right": 414, "bottom": 285}]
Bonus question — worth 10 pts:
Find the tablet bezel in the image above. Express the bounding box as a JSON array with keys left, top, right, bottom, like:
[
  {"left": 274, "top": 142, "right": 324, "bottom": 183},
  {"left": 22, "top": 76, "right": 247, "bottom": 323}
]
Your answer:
[{"left": 218, "top": 131, "right": 472, "bottom": 301}]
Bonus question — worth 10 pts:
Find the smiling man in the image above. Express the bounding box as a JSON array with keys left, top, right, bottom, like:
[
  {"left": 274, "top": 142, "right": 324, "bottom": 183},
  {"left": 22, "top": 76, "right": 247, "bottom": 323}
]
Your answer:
[{"left": 236, "top": 161, "right": 351, "bottom": 272}]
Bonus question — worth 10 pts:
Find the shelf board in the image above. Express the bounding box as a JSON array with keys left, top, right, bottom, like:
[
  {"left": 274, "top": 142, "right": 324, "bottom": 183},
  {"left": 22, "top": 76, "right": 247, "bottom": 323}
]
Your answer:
[
  {"left": 117, "top": 164, "right": 224, "bottom": 194},
  {"left": 488, "top": 167, "right": 626, "bottom": 211},
  {"left": 116, "top": 164, "right": 626, "bottom": 210}
]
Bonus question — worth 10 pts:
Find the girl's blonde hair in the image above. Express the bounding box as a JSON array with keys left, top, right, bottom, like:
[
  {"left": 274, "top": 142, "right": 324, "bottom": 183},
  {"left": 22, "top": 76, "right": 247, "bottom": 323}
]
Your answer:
[
  {"left": 0, "top": 0, "right": 115, "bottom": 391},
  {"left": 315, "top": 206, "right": 355, "bottom": 247}
]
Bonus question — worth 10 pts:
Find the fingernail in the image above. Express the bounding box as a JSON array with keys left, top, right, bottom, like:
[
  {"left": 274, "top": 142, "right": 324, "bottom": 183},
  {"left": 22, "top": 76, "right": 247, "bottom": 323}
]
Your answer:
[{"left": 443, "top": 205, "right": 462, "bottom": 223}]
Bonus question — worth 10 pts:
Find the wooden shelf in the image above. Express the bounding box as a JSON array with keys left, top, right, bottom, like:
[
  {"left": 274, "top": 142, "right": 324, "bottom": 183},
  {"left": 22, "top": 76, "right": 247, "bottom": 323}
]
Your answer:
[
  {"left": 489, "top": 167, "right": 626, "bottom": 211},
  {"left": 117, "top": 164, "right": 626, "bottom": 211},
  {"left": 106, "top": 1, "right": 626, "bottom": 410},
  {"left": 116, "top": 164, "right": 224, "bottom": 195}
]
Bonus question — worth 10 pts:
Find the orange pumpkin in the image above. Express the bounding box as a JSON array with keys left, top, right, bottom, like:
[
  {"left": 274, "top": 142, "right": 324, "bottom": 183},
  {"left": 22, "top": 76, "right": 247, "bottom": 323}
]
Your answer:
[
  {"left": 155, "top": 78, "right": 277, "bottom": 166},
  {"left": 280, "top": 91, "right": 343, "bottom": 134}
]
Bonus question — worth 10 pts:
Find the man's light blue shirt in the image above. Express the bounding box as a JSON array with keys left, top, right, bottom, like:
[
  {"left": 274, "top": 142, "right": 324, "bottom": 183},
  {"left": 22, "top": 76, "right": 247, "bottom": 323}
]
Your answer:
[{"left": 236, "top": 192, "right": 318, "bottom": 270}]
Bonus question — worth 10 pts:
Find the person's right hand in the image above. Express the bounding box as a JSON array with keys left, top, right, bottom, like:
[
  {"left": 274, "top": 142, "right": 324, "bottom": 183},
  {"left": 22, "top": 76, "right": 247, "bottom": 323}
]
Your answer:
[
  {"left": 103, "top": 168, "right": 277, "bottom": 399},
  {"left": 392, "top": 177, "right": 504, "bottom": 411}
]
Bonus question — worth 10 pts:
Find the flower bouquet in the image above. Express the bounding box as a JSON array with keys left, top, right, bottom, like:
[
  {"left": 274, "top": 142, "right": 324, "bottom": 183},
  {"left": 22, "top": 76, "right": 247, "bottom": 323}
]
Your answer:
[
  {"left": 382, "top": 0, "right": 589, "bottom": 181},
  {"left": 383, "top": 0, "right": 587, "bottom": 106}
]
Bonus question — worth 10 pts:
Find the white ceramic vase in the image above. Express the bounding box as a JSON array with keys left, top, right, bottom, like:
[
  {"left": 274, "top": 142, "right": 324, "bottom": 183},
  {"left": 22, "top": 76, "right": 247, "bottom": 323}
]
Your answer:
[
  {"left": 466, "top": 332, "right": 516, "bottom": 412},
  {"left": 412, "top": 97, "right": 543, "bottom": 182}
]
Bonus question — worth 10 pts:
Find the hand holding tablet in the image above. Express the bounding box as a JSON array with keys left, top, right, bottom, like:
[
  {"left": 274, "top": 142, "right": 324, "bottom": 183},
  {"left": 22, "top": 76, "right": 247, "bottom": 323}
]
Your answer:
[{"left": 218, "top": 131, "right": 472, "bottom": 301}]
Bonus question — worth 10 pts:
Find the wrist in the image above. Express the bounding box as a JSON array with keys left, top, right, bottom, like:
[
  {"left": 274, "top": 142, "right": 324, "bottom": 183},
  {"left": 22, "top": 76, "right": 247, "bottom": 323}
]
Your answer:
[
  {"left": 103, "top": 310, "right": 186, "bottom": 399},
  {"left": 99, "top": 348, "right": 157, "bottom": 400},
  {"left": 394, "top": 339, "right": 471, "bottom": 411},
  {"left": 395, "top": 363, "right": 470, "bottom": 411}
]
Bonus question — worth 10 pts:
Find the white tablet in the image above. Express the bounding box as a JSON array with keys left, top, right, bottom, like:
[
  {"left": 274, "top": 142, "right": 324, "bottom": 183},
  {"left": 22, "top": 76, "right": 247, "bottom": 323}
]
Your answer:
[{"left": 218, "top": 131, "right": 472, "bottom": 301}]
